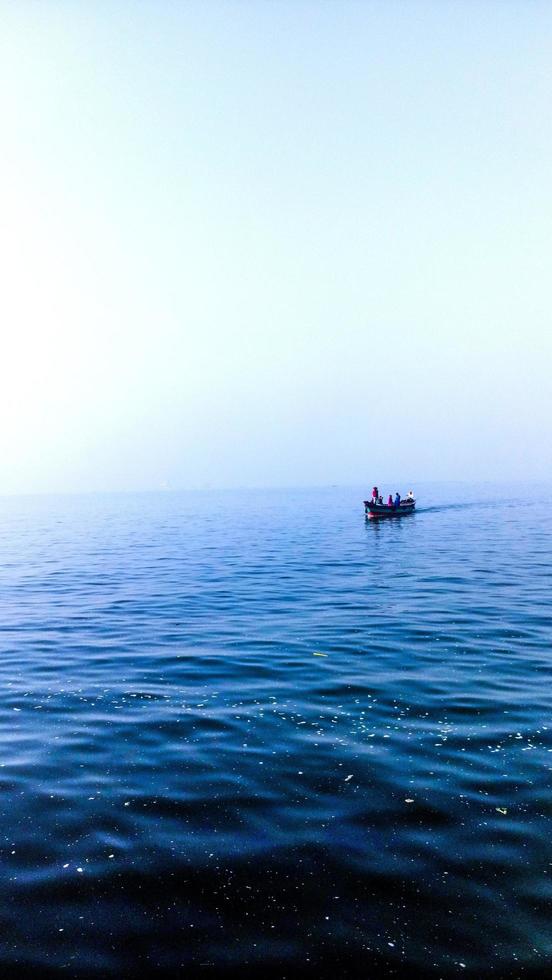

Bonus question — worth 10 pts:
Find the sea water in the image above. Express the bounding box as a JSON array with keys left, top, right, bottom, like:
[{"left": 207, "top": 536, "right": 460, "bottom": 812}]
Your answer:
[{"left": 0, "top": 484, "right": 550, "bottom": 978}]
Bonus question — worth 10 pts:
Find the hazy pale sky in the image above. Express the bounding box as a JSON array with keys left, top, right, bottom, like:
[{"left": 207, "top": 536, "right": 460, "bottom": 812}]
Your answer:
[{"left": 1, "top": 1, "right": 550, "bottom": 493}]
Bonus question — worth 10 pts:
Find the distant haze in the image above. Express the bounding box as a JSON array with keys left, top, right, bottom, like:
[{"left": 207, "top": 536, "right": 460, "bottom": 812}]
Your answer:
[{"left": 1, "top": 1, "right": 550, "bottom": 494}]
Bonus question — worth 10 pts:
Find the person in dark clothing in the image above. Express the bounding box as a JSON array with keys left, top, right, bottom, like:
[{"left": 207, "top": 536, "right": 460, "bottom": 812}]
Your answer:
[{"left": 394, "top": 492, "right": 401, "bottom": 509}]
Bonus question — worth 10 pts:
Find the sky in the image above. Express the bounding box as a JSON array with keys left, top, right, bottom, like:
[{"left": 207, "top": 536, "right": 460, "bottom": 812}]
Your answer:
[{"left": 0, "top": 0, "right": 551, "bottom": 494}]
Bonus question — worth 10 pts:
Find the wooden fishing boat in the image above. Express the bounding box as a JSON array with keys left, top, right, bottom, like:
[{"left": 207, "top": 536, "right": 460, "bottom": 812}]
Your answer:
[{"left": 364, "top": 499, "right": 416, "bottom": 518}]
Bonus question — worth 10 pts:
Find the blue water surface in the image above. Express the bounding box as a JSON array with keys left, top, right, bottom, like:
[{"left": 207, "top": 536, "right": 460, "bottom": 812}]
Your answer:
[{"left": 0, "top": 484, "right": 550, "bottom": 978}]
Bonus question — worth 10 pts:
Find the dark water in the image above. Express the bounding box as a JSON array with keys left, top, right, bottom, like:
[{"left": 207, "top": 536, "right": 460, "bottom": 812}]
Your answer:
[{"left": 0, "top": 485, "right": 550, "bottom": 979}]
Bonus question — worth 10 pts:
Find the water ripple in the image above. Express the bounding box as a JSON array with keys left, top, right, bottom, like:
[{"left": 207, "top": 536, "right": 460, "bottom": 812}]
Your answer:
[{"left": 0, "top": 484, "right": 550, "bottom": 977}]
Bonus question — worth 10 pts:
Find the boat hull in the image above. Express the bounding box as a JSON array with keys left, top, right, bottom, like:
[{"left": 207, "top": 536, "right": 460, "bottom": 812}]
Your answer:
[{"left": 364, "top": 500, "right": 415, "bottom": 518}]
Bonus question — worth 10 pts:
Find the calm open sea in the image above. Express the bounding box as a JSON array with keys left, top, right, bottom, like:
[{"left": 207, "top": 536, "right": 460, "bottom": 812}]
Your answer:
[{"left": 0, "top": 485, "right": 550, "bottom": 978}]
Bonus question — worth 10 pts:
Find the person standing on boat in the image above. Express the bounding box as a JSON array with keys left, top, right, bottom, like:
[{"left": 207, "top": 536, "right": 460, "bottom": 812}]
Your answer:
[
  {"left": 387, "top": 493, "right": 393, "bottom": 507},
  {"left": 394, "top": 492, "right": 401, "bottom": 509},
  {"left": 372, "top": 486, "right": 378, "bottom": 504}
]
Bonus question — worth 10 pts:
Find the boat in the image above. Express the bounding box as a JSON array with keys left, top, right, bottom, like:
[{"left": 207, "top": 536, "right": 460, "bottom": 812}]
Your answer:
[{"left": 364, "top": 498, "right": 416, "bottom": 518}]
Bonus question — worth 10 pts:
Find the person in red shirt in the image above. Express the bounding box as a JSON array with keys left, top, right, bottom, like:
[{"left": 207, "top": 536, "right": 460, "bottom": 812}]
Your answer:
[
  {"left": 387, "top": 494, "right": 393, "bottom": 507},
  {"left": 372, "top": 486, "right": 378, "bottom": 503}
]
